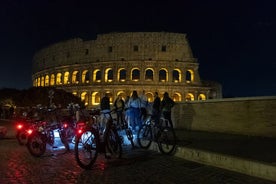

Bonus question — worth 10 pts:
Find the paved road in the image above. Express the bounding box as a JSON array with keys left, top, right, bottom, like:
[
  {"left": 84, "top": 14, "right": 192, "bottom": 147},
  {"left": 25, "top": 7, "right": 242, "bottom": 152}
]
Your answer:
[{"left": 0, "top": 137, "right": 275, "bottom": 184}]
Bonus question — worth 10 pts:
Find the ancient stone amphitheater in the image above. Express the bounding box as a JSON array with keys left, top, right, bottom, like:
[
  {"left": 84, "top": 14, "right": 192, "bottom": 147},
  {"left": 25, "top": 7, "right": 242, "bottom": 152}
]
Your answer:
[{"left": 32, "top": 32, "right": 222, "bottom": 108}]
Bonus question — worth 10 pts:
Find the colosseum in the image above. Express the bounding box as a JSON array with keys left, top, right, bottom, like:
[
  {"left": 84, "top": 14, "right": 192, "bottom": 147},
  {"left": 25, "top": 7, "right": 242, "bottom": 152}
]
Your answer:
[{"left": 32, "top": 32, "right": 222, "bottom": 108}]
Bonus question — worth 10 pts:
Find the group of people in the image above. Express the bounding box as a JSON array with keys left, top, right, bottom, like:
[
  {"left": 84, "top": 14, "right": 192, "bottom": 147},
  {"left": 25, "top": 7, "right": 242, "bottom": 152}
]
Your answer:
[{"left": 100, "top": 90, "right": 175, "bottom": 133}]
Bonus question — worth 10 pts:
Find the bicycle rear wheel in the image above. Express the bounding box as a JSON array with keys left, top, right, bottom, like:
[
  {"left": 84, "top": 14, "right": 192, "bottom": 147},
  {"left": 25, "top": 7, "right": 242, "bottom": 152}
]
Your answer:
[
  {"left": 105, "top": 127, "right": 122, "bottom": 159},
  {"left": 137, "top": 124, "right": 152, "bottom": 149},
  {"left": 157, "top": 127, "right": 176, "bottom": 155},
  {"left": 74, "top": 129, "right": 98, "bottom": 169}
]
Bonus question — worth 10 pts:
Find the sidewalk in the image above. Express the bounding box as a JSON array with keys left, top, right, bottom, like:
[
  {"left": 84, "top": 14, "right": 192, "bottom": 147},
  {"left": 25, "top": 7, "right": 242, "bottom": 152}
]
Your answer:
[
  {"left": 2, "top": 119, "right": 276, "bottom": 181},
  {"left": 169, "top": 129, "right": 276, "bottom": 182}
]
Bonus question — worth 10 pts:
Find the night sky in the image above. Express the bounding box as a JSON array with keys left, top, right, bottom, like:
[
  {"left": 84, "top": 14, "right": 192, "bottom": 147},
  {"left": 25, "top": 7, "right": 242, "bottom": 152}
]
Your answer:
[{"left": 1, "top": 0, "right": 276, "bottom": 97}]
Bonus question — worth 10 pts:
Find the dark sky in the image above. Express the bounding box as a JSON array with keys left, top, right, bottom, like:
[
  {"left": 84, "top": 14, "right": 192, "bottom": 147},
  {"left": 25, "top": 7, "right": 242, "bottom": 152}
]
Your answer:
[{"left": 1, "top": 0, "right": 276, "bottom": 97}]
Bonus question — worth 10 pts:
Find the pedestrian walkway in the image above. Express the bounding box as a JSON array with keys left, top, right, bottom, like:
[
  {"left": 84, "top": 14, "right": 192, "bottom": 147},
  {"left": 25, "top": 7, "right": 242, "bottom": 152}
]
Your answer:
[
  {"left": 1, "top": 119, "right": 276, "bottom": 182},
  {"left": 149, "top": 129, "right": 276, "bottom": 182}
]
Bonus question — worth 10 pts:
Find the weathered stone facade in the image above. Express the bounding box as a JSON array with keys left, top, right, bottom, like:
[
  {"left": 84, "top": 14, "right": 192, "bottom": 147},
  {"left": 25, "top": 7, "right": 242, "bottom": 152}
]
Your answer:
[{"left": 32, "top": 32, "right": 222, "bottom": 107}]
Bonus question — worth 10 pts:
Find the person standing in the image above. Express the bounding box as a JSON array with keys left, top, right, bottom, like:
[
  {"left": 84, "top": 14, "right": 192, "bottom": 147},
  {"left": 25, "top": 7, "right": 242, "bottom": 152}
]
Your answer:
[
  {"left": 100, "top": 93, "right": 111, "bottom": 113},
  {"left": 152, "top": 92, "right": 161, "bottom": 125},
  {"left": 127, "top": 90, "right": 141, "bottom": 132},
  {"left": 160, "top": 92, "right": 175, "bottom": 127},
  {"left": 114, "top": 94, "right": 125, "bottom": 126},
  {"left": 139, "top": 90, "right": 148, "bottom": 122},
  {"left": 100, "top": 93, "right": 111, "bottom": 158}
]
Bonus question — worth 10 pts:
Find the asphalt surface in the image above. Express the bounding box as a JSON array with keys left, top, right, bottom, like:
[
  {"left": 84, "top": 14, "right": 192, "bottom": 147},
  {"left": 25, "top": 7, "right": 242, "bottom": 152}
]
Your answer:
[{"left": 0, "top": 119, "right": 275, "bottom": 184}]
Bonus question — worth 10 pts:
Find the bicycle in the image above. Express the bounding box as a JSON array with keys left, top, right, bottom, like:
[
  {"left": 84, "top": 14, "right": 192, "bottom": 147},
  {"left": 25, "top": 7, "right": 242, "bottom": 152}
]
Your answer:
[
  {"left": 137, "top": 114, "right": 176, "bottom": 155},
  {"left": 74, "top": 109, "right": 122, "bottom": 169},
  {"left": 115, "top": 109, "right": 135, "bottom": 148}
]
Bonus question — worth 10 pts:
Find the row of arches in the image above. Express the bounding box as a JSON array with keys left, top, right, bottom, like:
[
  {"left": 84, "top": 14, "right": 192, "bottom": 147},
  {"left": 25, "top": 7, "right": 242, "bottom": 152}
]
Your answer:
[
  {"left": 77, "top": 90, "right": 207, "bottom": 107},
  {"left": 34, "top": 67, "right": 195, "bottom": 87}
]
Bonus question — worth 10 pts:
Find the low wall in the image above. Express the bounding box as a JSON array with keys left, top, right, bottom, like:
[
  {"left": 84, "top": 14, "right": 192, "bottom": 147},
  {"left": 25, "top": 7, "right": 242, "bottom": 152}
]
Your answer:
[{"left": 172, "top": 96, "right": 276, "bottom": 138}]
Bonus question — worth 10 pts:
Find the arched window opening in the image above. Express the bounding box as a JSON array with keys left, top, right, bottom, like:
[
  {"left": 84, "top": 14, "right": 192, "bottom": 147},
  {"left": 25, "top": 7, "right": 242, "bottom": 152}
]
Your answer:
[
  {"left": 185, "top": 93, "right": 194, "bottom": 101},
  {"left": 173, "top": 92, "right": 181, "bottom": 102},
  {"left": 131, "top": 68, "right": 140, "bottom": 81},
  {"left": 45, "top": 75, "right": 49, "bottom": 86},
  {"left": 81, "top": 92, "right": 88, "bottom": 106},
  {"left": 105, "top": 68, "right": 113, "bottom": 82},
  {"left": 64, "top": 72, "right": 70, "bottom": 84},
  {"left": 56, "top": 73, "right": 62, "bottom": 85},
  {"left": 41, "top": 76, "right": 45, "bottom": 87},
  {"left": 186, "top": 70, "right": 194, "bottom": 83},
  {"left": 146, "top": 92, "right": 154, "bottom": 102},
  {"left": 82, "top": 70, "right": 89, "bottom": 83},
  {"left": 145, "top": 68, "right": 153, "bottom": 81},
  {"left": 116, "top": 91, "right": 127, "bottom": 101},
  {"left": 118, "top": 68, "right": 126, "bottom": 82},
  {"left": 159, "top": 69, "right": 167, "bottom": 82},
  {"left": 92, "top": 92, "right": 101, "bottom": 105},
  {"left": 93, "top": 69, "right": 101, "bottom": 82},
  {"left": 50, "top": 74, "right": 55, "bottom": 86},
  {"left": 198, "top": 94, "right": 206, "bottom": 100},
  {"left": 37, "top": 77, "right": 41, "bottom": 87},
  {"left": 72, "top": 71, "right": 80, "bottom": 84},
  {"left": 173, "top": 69, "right": 181, "bottom": 82}
]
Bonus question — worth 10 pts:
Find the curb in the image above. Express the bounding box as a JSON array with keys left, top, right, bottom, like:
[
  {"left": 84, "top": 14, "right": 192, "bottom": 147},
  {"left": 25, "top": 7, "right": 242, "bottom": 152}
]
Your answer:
[{"left": 149, "top": 142, "right": 276, "bottom": 182}]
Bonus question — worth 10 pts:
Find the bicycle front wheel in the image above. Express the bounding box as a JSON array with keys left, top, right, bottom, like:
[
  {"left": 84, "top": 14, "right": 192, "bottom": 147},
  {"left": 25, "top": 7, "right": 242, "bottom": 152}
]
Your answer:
[
  {"left": 74, "top": 129, "right": 98, "bottom": 169},
  {"left": 157, "top": 127, "right": 176, "bottom": 155},
  {"left": 137, "top": 124, "right": 152, "bottom": 149}
]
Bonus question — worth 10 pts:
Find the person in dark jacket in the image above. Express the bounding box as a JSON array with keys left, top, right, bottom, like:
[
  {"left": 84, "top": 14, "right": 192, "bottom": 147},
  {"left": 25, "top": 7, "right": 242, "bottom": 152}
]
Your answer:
[
  {"left": 160, "top": 92, "right": 175, "bottom": 127},
  {"left": 114, "top": 94, "right": 125, "bottom": 126},
  {"left": 100, "top": 93, "right": 110, "bottom": 112}
]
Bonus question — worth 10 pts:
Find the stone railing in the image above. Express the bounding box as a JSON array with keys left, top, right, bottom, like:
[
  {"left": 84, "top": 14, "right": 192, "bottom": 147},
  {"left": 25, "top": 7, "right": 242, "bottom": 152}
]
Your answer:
[{"left": 172, "top": 96, "right": 276, "bottom": 138}]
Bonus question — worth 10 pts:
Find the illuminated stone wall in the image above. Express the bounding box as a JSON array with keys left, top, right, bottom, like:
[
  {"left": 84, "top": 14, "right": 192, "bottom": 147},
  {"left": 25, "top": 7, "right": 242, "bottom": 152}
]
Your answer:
[
  {"left": 173, "top": 96, "right": 276, "bottom": 138},
  {"left": 32, "top": 32, "right": 222, "bottom": 107}
]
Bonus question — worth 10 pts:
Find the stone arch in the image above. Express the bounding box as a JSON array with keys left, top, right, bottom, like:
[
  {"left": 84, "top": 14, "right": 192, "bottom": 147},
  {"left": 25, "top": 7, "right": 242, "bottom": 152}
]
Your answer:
[
  {"left": 93, "top": 69, "right": 101, "bottom": 82},
  {"left": 173, "top": 92, "right": 181, "bottom": 102},
  {"left": 64, "top": 71, "right": 70, "bottom": 84},
  {"left": 105, "top": 68, "right": 113, "bottom": 82},
  {"left": 172, "top": 69, "right": 181, "bottom": 82},
  {"left": 159, "top": 68, "right": 168, "bottom": 82},
  {"left": 145, "top": 68, "right": 154, "bottom": 81},
  {"left": 146, "top": 92, "right": 154, "bottom": 102},
  {"left": 37, "top": 77, "right": 41, "bottom": 87},
  {"left": 118, "top": 68, "right": 126, "bottom": 82},
  {"left": 92, "top": 92, "right": 101, "bottom": 105},
  {"left": 185, "top": 93, "right": 194, "bottom": 101},
  {"left": 82, "top": 70, "right": 90, "bottom": 83},
  {"left": 50, "top": 74, "right": 55, "bottom": 86},
  {"left": 198, "top": 94, "right": 206, "bottom": 100},
  {"left": 186, "top": 69, "right": 194, "bottom": 83},
  {"left": 45, "top": 75, "right": 49, "bottom": 86},
  {"left": 56, "top": 73, "right": 62, "bottom": 85},
  {"left": 72, "top": 71, "right": 80, "bottom": 84},
  {"left": 41, "top": 76, "right": 45, "bottom": 87},
  {"left": 131, "top": 68, "right": 140, "bottom": 81},
  {"left": 81, "top": 91, "right": 88, "bottom": 106}
]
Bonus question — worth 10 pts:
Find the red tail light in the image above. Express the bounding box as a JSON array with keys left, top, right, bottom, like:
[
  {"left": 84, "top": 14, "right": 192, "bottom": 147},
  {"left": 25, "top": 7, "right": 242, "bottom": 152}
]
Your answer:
[
  {"left": 16, "top": 124, "right": 24, "bottom": 130},
  {"left": 26, "top": 129, "right": 33, "bottom": 135},
  {"left": 63, "top": 123, "right": 68, "bottom": 128},
  {"left": 77, "top": 129, "right": 83, "bottom": 134}
]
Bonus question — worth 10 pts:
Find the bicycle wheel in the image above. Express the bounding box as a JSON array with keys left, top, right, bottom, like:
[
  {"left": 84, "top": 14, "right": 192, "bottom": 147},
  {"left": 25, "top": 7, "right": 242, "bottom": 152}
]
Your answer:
[
  {"left": 105, "top": 127, "right": 122, "bottom": 159},
  {"left": 26, "top": 132, "right": 46, "bottom": 157},
  {"left": 157, "top": 127, "right": 176, "bottom": 155},
  {"left": 137, "top": 124, "right": 152, "bottom": 149},
  {"left": 125, "top": 128, "right": 135, "bottom": 148},
  {"left": 74, "top": 129, "right": 98, "bottom": 169}
]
